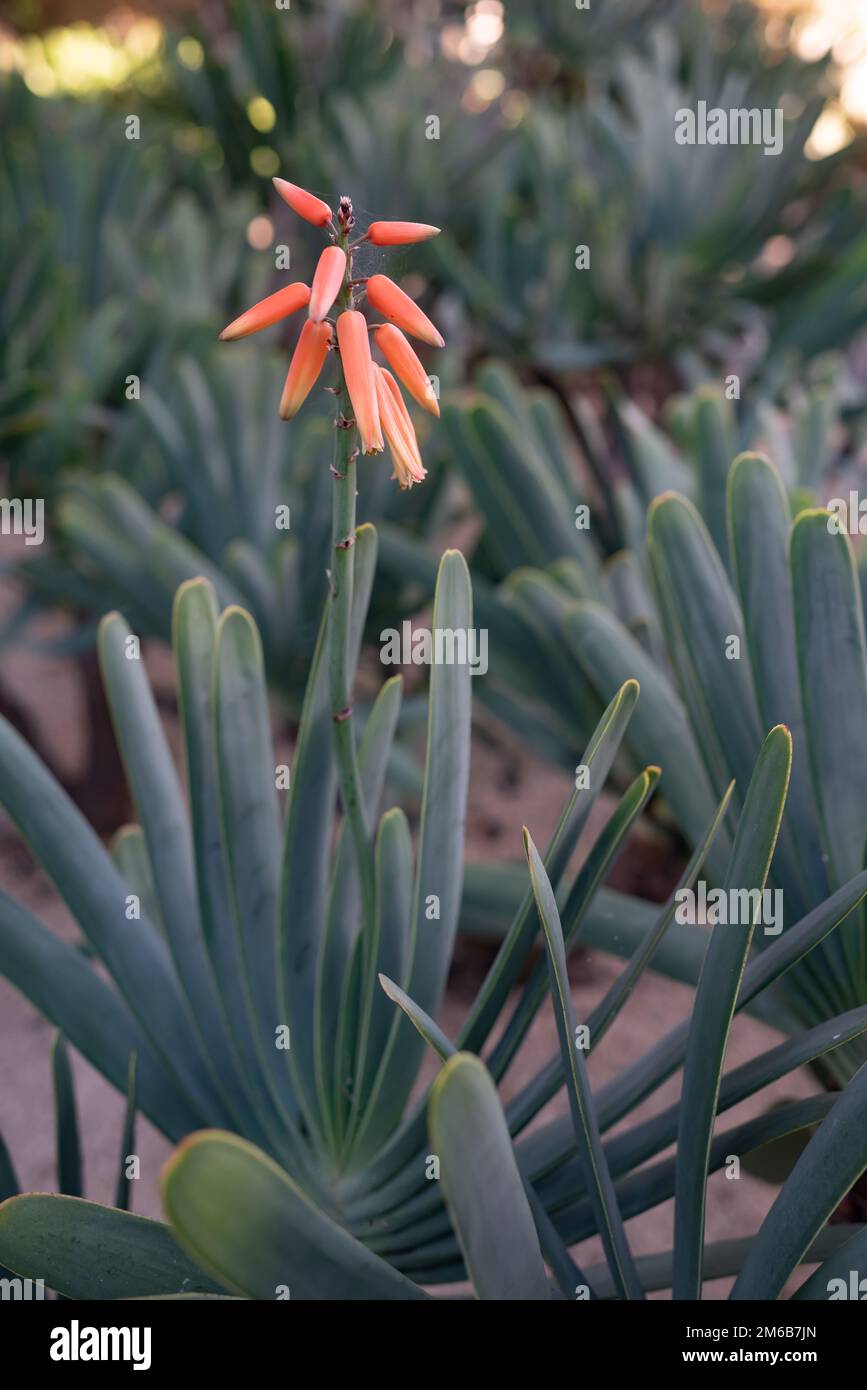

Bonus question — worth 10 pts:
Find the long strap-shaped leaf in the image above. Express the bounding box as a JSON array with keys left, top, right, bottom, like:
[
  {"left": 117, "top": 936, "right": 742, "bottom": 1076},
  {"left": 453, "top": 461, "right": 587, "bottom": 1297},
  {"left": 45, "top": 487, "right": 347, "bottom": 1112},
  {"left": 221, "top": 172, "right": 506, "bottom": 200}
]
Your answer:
[
  {"left": 505, "top": 571, "right": 604, "bottom": 735},
  {"left": 793, "top": 509, "right": 867, "bottom": 892},
  {"left": 614, "top": 395, "right": 693, "bottom": 503},
  {"left": 525, "top": 830, "right": 643, "bottom": 1300},
  {"left": 319, "top": 678, "right": 404, "bottom": 1144},
  {"left": 378, "top": 972, "right": 454, "bottom": 1062},
  {"left": 673, "top": 725, "right": 791, "bottom": 1299},
  {"left": 443, "top": 399, "right": 578, "bottom": 573},
  {"left": 458, "top": 678, "right": 640, "bottom": 1058},
  {"left": 162, "top": 1131, "right": 428, "bottom": 1300},
  {"left": 539, "top": 1097, "right": 834, "bottom": 1252},
  {"left": 564, "top": 605, "right": 728, "bottom": 878},
  {"left": 462, "top": 864, "right": 712, "bottom": 990},
  {"left": 350, "top": 868, "right": 867, "bottom": 1255},
  {"left": 489, "top": 766, "right": 659, "bottom": 1082},
  {"left": 115, "top": 1052, "right": 137, "bottom": 1212},
  {"left": 791, "top": 1225, "right": 867, "bottom": 1301},
  {"left": 100, "top": 610, "right": 224, "bottom": 1032},
  {"left": 520, "top": 1006, "right": 867, "bottom": 1209},
  {"left": 579, "top": 867, "right": 867, "bottom": 1145},
  {"left": 338, "top": 682, "right": 641, "bottom": 1202},
  {"left": 344, "top": 807, "right": 415, "bottom": 1142},
  {"left": 213, "top": 604, "right": 307, "bottom": 1146},
  {"left": 173, "top": 580, "right": 288, "bottom": 1158},
  {"left": 793, "top": 509, "right": 867, "bottom": 1024},
  {"left": 99, "top": 609, "right": 261, "bottom": 1141},
  {"left": 506, "top": 782, "right": 734, "bottom": 1136},
  {"left": 586, "top": 1226, "right": 863, "bottom": 1301},
  {"left": 0, "top": 1195, "right": 224, "bottom": 1299},
  {"left": 0, "top": 703, "right": 219, "bottom": 1125},
  {"left": 731, "top": 1060, "right": 867, "bottom": 1300},
  {"left": 351, "top": 550, "right": 472, "bottom": 1163},
  {"left": 694, "top": 387, "right": 738, "bottom": 571},
  {"left": 111, "top": 825, "right": 162, "bottom": 934},
  {"left": 280, "top": 524, "right": 377, "bottom": 1130},
  {"left": 51, "top": 1033, "right": 82, "bottom": 1199},
  {"left": 428, "top": 1053, "right": 550, "bottom": 1300},
  {"left": 647, "top": 492, "right": 768, "bottom": 845},
  {"left": 729, "top": 454, "right": 828, "bottom": 911}
]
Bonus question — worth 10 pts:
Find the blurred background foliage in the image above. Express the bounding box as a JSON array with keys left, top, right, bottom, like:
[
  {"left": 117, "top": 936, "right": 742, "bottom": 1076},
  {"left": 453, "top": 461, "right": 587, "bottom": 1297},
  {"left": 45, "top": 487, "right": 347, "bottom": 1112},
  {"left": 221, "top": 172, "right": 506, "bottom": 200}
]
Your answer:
[{"left": 2, "top": 0, "right": 867, "bottom": 796}]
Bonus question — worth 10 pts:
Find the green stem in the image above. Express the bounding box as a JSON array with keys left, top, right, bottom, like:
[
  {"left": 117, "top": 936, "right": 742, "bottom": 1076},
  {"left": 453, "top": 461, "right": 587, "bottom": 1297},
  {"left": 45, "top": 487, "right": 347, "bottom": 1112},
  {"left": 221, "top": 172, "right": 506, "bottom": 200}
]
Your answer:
[{"left": 328, "top": 226, "right": 377, "bottom": 1048}]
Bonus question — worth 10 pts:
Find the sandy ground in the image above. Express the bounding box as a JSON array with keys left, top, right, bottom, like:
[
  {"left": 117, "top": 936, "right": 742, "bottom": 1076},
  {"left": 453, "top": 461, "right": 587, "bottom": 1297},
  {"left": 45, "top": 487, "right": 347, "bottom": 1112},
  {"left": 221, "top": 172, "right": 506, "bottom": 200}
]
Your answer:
[{"left": 0, "top": 572, "right": 821, "bottom": 1299}]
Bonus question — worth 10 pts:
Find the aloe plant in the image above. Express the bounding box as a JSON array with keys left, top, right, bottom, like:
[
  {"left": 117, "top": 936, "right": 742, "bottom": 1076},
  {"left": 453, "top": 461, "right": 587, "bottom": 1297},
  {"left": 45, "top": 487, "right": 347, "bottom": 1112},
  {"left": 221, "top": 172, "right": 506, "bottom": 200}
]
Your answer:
[
  {"left": 0, "top": 74, "right": 276, "bottom": 690},
  {"left": 0, "top": 560, "right": 617, "bottom": 1287},
  {"left": 0, "top": 76, "right": 264, "bottom": 491},
  {"left": 1, "top": 629, "right": 867, "bottom": 1298},
  {"left": 153, "top": 0, "right": 867, "bottom": 382},
  {"left": 561, "top": 455, "right": 867, "bottom": 1079},
  {"left": 163, "top": 0, "right": 405, "bottom": 190},
  {"left": 465, "top": 485, "right": 867, "bottom": 1076},
  {"left": 422, "top": 25, "right": 864, "bottom": 378},
  {"left": 422, "top": 360, "right": 867, "bottom": 1076}
]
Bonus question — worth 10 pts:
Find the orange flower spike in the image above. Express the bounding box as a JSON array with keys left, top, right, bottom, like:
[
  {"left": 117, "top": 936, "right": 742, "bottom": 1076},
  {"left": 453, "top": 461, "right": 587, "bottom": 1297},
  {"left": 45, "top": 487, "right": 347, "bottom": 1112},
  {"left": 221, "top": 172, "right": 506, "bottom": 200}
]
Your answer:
[
  {"left": 374, "top": 366, "right": 426, "bottom": 489},
  {"left": 309, "top": 246, "right": 347, "bottom": 323},
  {"left": 366, "top": 274, "right": 444, "bottom": 348},
  {"left": 336, "top": 310, "right": 383, "bottom": 454},
  {"left": 366, "top": 221, "right": 441, "bottom": 246},
  {"left": 272, "top": 177, "right": 333, "bottom": 227},
  {"left": 219, "top": 282, "right": 310, "bottom": 342},
  {"left": 374, "top": 323, "right": 439, "bottom": 416},
  {"left": 279, "top": 319, "right": 332, "bottom": 420}
]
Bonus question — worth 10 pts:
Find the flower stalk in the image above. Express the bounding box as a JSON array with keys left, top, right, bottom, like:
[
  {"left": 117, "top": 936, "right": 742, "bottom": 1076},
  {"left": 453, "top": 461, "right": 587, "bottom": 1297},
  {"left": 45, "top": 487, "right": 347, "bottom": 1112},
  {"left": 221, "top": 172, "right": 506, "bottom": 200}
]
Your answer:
[
  {"left": 328, "top": 199, "right": 376, "bottom": 979},
  {"left": 218, "top": 179, "right": 444, "bottom": 1046}
]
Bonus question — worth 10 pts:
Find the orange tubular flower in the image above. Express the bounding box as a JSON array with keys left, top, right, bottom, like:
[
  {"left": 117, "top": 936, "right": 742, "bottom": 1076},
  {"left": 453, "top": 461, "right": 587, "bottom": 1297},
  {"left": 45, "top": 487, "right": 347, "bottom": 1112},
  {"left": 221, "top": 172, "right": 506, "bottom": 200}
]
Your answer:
[
  {"left": 279, "top": 319, "right": 332, "bottom": 420},
  {"left": 336, "top": 310, "right": 383, "bottom": 454},
  {"left": 272, "top": 177, "right": 333, "bottom": 227},
  {"left": 373, "top": 366, "right": 426, "bottom": 489},
  {"left": 366, "top": 274, "right": 444, "bottom": 348},
  {"left": 219, "top": 282, "right": 310, "bottom": 341},
  {"left": 374, "top": 323, "right": 439, "bottom": 416},
  {"left": 366, "top": 221, "right": 440, "bottom": 246},
  {"left": 309, "top": 246, "right": 347, "bottom": 322},
  {"left": 221, "top": 187, "right": 441, "bottom": 489}
]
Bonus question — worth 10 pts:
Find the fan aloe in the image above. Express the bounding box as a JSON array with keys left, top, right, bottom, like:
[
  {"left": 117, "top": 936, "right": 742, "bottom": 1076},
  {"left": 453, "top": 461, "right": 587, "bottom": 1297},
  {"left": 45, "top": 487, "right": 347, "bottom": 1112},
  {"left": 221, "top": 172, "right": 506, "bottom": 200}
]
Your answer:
[
  {"left": 436, "top": 373, "right": 867, "bottom": 1079},
  {"left": 149, "top": 725, "right": 867, "bottom": 1300},
  {"left": 0, "top": 545, "right": 467, "bottom": 1173},
  {"left": 565, "top": 455, "right": 867, "bottom": 1078},
  {"left": 2, "top": 639, "right": 867, "bottom": 1296}
]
